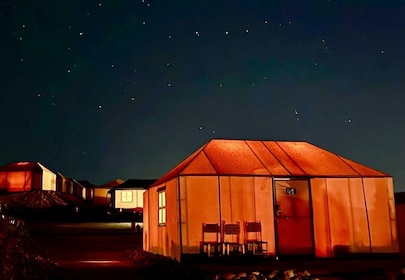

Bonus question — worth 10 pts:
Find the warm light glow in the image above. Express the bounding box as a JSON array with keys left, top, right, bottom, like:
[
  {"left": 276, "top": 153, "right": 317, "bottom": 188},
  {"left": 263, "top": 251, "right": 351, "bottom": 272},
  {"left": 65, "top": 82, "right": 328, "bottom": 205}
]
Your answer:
[
  {"left": 121, "top": 191, "right": 133, "bottom": 202},
  {"left": 76, "top": 260, "right": 121, "bottom": 264},
  {"left": 16, "top": 162, "right": 30, "bottom": 165}
]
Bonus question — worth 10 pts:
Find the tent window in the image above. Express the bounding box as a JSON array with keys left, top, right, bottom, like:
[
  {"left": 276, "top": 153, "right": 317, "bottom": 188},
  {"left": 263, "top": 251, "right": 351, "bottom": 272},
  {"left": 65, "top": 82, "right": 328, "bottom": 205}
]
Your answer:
[
  {"left": 121, "top": 191, "right": 133, "bottom": 202},
  {"left": 158, "top": 190, "right": 166, "bottom": 226}
]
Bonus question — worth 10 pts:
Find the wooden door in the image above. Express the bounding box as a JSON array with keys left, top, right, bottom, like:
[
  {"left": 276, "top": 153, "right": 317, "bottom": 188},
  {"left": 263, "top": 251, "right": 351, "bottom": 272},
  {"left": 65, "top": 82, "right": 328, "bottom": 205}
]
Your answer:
[{"left": 274, "top": 179, "right": 313, "bottom": 256}]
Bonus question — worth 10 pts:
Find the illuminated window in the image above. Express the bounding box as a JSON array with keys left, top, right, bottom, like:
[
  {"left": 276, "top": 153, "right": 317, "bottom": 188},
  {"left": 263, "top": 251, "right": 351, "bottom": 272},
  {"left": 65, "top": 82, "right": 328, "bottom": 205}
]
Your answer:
[
  {"left": 121, "top": 191, "right": 133, "bottom": 202},
  {"left": 158, "top": 189, "right": 166, "bottom": 225}
]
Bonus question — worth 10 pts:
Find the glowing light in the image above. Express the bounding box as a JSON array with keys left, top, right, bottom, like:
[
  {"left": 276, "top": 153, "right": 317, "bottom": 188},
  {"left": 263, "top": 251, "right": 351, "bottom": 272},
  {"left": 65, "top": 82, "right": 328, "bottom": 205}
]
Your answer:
[{"left": 76, "top": 260, "right": 121, "bottom": 264}]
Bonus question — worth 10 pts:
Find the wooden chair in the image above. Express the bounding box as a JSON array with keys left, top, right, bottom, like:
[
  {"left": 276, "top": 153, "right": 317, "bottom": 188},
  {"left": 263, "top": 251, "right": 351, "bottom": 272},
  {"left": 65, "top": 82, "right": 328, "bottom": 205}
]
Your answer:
[
  {"left": 200, "top": 223, "right": 222, "bottom": 256},
  {"left": 243, "top": 220, "right": 268, "bottom": 255},
  {"left": 222, "top": 220, "right": 245, "bottom": 255}
]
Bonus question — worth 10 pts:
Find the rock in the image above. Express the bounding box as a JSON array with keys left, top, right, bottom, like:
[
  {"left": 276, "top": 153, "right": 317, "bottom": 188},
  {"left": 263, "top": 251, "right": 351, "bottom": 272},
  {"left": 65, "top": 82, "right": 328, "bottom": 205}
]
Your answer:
[{"left": 221, "top": 272, "right": 236, "bottom": 280}]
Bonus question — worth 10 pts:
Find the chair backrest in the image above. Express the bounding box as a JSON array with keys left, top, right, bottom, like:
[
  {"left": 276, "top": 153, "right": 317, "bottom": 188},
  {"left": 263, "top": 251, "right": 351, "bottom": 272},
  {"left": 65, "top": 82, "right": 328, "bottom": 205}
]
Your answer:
[
  {"left": 222, "top": 220, "right": 241, "bottom": 243},
  {"left": 243, "top": 221, "right": 263, "bottom": 242},
  {"left": 202, "top": 223, "right": 221, "bottom": 243}
]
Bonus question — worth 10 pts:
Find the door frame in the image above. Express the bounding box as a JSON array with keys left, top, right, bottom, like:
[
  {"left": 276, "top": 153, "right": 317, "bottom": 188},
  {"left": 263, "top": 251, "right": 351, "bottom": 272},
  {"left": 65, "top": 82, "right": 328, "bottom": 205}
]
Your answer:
[{"left": 272, "top": 177, "right": 315, "bottom": 258}]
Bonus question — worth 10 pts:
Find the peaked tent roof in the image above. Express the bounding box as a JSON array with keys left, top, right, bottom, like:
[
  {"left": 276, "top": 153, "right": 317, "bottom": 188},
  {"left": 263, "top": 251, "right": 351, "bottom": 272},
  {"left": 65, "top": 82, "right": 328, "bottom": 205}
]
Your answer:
[
  {"left": 111, "top": 179, "right": 157, "bottom": 190},
  {"left": 0, "top": 161, "right": 54, "bottom": 173},
  {"left": 78, "top": 180, "right": 96, "bottom": 189},
  {"left": 150, "top": 139, "right": 389, "bottom": 188},
  {"left": 97, "top": 179, "right": 125, "bottom": 189}
]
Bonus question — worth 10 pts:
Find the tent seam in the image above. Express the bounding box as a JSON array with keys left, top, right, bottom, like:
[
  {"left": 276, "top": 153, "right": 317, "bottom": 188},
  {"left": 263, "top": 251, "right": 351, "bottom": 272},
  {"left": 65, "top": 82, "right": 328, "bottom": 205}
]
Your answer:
[
  {"left": 260, "top": 141, "right": 292, "bottom": 176},
  {"left": 274, "top": 141, "right": 307, "bottom": 176},
  {"left": 244, "top": 140, "right": 272, "bottom": 176},
  {"left": 337, "top": 156, "right": 361, "bottom": 176}
]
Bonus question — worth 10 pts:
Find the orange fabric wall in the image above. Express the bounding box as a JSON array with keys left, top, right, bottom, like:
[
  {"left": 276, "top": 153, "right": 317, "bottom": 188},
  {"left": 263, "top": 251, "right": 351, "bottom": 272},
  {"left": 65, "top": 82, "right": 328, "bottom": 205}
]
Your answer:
[
  {"left": 143, "top": 189, "right": 150, "bottom": 251},
  {"left": 7, "top": 171, "right": 32, "bottom": 192},
  {"left": 144, "top": 174, "right": 398, "bottom": 260},
  {"left": 145, "top": 183, "right": 160, "bottom": 254},
  {"left": 144, "top": 178, "right": 179, "bottom": 258},
  {"left": 180, "top": 176, "right": 220, "bottom": 255},
  {"left": 363, "top": 177, "right": 398, "bottom": 252},
  {"left": 311, "top": 177, "right": 398, "bottom": 257},
  {"left": 166, "top": 178, "right": 180, "bottom": 258},
  {"left": 146, "top": 175, "right": 276, "bottom": 259},
  {"left": 311, "top": 178, "right": 332, "bottom": 257},
  {"left": 220, "top": 176, "right": 256, "bottom": 224},
  {"left": 325, "top": 178, "right": 370, "bottom": 255},
  {"left": 219, "top": 176, "right": 275, "bottom": 255},
  {"left": 253, "top": 176, "right": 275, "bottom": 255}
]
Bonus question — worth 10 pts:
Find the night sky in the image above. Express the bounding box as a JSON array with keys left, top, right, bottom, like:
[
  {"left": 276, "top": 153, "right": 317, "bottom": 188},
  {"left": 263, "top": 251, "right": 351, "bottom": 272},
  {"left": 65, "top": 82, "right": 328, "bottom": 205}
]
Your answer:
[{"left": 1, "top": 1, "right": 404, "bottom": 191}]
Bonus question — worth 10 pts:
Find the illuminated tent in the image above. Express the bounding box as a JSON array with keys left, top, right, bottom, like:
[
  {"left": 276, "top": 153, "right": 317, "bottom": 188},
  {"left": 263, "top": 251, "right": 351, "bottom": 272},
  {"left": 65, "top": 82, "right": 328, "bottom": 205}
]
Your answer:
[
  {"left": 78, "top": 180, "right": 96, "bottom": 201},
  {"left": 92, "top": 179, "right": 124, "bottom": 207},
  {"left": 108, "top": 179, "right": 156, "bottom": 211},
  {"left": 0, "top": 161, "right": 56, "bottom": 192},
  {"left": 143, "top": 139, "right": 398, "bottom": 260},
  {"left": 56, "top": 172, "right": 71, "bottom": 193}
]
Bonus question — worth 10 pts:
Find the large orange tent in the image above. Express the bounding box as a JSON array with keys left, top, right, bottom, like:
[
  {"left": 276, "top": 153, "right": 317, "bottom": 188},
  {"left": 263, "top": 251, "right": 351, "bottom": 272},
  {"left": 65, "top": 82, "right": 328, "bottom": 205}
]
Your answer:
[
  {"left": 143, "top": 139, "right": 398, "bottom": 260},
  {"left": 0, "top": 161, "right": 56, "bottom": 192}
]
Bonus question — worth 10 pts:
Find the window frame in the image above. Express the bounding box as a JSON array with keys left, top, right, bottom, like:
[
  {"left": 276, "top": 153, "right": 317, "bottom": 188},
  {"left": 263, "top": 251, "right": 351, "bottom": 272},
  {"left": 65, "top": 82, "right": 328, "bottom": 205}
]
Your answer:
[
  {"left": 157, "top": 187, "right": 166, "bottom": 226},
  {"left": 121, "top": 190, "right": 133, "bottom": 203}
]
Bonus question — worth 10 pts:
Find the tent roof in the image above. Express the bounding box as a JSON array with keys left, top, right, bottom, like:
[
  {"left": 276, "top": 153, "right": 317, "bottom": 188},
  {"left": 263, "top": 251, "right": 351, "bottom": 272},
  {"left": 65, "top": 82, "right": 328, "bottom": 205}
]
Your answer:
[
  {"left": 78, "top": 180, "right": 96, "bottom": 189},
  {"left": 150, "top": 139, "right": 390, "bottom": 188},
  {"left": 108, "top": 179, "right": 156, "bottom": 192},
  {"left": 97, "top": 179, "right": 125, "bottom": 189},
  {"left": 0, "top": 161, "right": 52, "bottom": 173}
]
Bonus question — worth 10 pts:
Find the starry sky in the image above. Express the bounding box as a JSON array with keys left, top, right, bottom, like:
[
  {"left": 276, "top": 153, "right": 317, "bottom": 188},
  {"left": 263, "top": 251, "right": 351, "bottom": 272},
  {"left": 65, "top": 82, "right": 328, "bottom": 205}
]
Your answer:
[{"left": 1, "top": 1, "right": 404, "bottom": 191}]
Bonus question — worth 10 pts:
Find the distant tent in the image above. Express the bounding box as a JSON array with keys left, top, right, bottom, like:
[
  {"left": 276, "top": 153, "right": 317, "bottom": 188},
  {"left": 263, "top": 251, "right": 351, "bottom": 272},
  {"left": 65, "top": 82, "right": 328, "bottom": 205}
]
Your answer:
[
  {"left": 78, "top": 180, "right": 96, "bottom": 201},
  {"left": 143, "top": 139, "right": 398, "bottom": 260},
  {"left": 108, "top": 179, "right": 156, "bottom": 211},
  {"left": 93, "top": 179, "right": 124, "bottom": 207},
  {"left": 0, "top": 161, "right": 56, "bottom": 192},
  {"left": 56, "top": 172, "right": 70, "bottom": 193}
]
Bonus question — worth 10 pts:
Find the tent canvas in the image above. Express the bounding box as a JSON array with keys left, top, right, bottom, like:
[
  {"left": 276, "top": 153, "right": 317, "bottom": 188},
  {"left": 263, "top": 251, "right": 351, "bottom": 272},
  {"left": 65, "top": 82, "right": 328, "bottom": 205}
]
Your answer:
[
  {"left": 0, "top": 161, "right": 56, "bottom": 192},
  {"left": 143, "top": 139, "right": 398, "bottom": 260}
]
